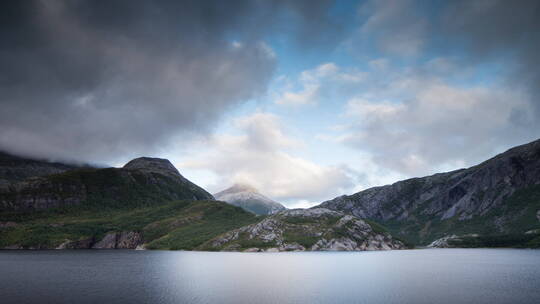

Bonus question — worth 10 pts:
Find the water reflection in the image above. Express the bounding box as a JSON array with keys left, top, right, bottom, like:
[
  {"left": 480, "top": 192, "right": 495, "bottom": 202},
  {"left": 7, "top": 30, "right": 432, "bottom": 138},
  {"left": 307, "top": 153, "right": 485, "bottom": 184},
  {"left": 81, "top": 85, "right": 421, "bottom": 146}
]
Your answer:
[{"left": 1, "top": 249, "right": 539, "bottom": 304}]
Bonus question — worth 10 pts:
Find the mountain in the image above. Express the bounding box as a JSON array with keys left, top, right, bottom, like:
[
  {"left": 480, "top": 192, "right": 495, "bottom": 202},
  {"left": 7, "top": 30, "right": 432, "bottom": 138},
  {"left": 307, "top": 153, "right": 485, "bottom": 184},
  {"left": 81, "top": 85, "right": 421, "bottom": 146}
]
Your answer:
[
  {"left": 214, "top": 184, "right": 286, "bottom": 215},
  {"left": 0, "top": 151, "right": 79, "bottom": 183},
  {"left": 318, "top": 139, "right": 540, "bottom": 246},
  {"left": 0, "top": 153, "right": 404, "bottom": 252},
  {"left": 0, "top": 156, "right": 213, "bottom": 211},
  {"left": 201, "top": 208, "right": 406, "bottom": 252},
  {"left": 0, "top": 154, "right": 258, "bottom": 250}
]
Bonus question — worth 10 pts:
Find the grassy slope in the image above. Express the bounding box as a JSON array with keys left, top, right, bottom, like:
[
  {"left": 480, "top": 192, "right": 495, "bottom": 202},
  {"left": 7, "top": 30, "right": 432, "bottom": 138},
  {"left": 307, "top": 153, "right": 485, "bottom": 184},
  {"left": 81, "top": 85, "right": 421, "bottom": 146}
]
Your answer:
[
  {"left": 0, "top": 200, "right": 260, "bottom": 250},
  {"left": 46, "top": 167, "right": 212, "bottom": 207}
]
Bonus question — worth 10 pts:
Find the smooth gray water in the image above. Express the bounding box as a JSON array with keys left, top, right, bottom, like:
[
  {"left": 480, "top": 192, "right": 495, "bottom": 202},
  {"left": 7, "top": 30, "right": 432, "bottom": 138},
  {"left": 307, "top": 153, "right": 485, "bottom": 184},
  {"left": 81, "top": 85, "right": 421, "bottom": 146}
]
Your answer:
[{"left": 1, "top": 249, "right": 539, "bottom": 304}]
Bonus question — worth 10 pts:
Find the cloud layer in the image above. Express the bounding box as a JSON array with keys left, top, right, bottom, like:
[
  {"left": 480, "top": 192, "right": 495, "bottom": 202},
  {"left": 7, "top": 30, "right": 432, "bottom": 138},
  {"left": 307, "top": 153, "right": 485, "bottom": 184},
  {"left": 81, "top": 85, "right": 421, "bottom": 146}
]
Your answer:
[{"left": 0, "top": 0, "right": 342, "bottom": 163}]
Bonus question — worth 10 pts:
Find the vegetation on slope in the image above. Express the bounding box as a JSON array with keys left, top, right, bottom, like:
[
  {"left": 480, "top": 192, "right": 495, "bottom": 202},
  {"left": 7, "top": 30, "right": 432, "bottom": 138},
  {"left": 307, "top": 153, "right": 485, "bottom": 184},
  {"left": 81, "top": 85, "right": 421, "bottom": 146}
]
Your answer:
[
  {"left": 0, "top": 164, "right": 213, "bottom": 211},
  {"left": 200, "top": 208, "right": 405, "bottom": 252},
  {"left": 446, "top": 233, "right": 540, "bottom": 248},
  {"left": 0, "top": 200, "right": 259, "bottom": 250},
  {"left": 0, "top": 151, "right": 79, "bottom": 182}
]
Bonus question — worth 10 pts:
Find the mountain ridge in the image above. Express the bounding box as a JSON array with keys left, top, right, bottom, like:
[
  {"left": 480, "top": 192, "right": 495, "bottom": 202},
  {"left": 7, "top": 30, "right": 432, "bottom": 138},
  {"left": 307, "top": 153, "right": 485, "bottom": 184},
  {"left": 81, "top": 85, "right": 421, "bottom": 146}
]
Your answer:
[
  {"left": 318, "top": 138, "right": 540, "bottom": 245},
  {"left": 0, "top": 156, "right": 213, "bottom": 212}
]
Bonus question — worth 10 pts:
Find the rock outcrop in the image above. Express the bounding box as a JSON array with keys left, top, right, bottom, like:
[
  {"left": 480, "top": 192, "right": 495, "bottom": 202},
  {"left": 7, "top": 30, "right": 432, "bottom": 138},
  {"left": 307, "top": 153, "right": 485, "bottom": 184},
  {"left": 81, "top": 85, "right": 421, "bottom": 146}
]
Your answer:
[
  {"left": 214, "top": 183, "right": 286, "bottom": 215},
  {"left": 202, "top": 208, "right": 405, "bottom": 252},
  {"left": 52, "top": 231, "right": 143, "bottom": 249},
  {"left": 0, "top": 156, "right": 213, "bottom": 211},
  {"left": 427, "top": 235, "right": 461, "bottom": 248},
  {"left": 318, "top": 139, "right": 540, "bottom": 245},
  {"left": 92, "top": 231, "right": 143, "bottom": 249}
]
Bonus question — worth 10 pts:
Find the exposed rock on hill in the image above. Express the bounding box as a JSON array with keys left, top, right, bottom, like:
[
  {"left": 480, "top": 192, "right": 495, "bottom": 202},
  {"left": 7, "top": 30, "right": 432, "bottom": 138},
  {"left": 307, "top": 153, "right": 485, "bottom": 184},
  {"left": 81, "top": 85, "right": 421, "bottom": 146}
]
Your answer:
[
  {"left": 123, "top": 157, "right": 183, "bottom": 179},
  {"left": 214, "top": 183, "right": 286, "bottom": 215},
  {"left": 427, "top": 231, "right": 540, "bottom": 248},
  {"left": 91, "top": 231, "right": 143, "bottom": 249},
  {"left": 0, "top": 156, "right": 213, "bottom": 211},
  {"left": 318, "top": 139, "right": 540, "bottom": 245},
  {"left": 427, "top": 235, "right": 462, "bottom": 248},
  {"left": 202, "top": 208, "right": 405, "bottom": 252}
]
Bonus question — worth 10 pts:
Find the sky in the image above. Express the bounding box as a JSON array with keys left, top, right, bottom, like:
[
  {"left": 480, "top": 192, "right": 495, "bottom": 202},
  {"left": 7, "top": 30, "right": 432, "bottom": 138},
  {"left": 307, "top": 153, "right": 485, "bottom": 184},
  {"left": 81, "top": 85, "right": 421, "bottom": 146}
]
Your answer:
[{"left": 1, "top": 0, "right": 539, "bottom": 208}]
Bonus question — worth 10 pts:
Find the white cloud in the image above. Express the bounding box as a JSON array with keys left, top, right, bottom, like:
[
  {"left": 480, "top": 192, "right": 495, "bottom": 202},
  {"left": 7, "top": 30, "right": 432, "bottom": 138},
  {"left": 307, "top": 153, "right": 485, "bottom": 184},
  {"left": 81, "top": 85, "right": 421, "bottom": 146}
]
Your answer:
[
  {"left": 275, "top": 84, "right": 320, "bottom": 106},
  {"left": 341, "top": 78, "right": 534, "bottom": 176},
  {"left": 274, "top": 62, "right": 365, "bottom": 106},
  {"left": 179, "top": 112, "right": 358, "bottom": 205}
]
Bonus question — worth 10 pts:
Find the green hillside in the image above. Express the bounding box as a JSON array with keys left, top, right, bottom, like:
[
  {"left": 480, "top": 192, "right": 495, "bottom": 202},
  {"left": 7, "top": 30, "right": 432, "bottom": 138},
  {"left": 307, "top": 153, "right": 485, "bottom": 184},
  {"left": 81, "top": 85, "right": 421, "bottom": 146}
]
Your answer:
[{"left": 0, "top": 200, "right": 259, "bottom": 250}]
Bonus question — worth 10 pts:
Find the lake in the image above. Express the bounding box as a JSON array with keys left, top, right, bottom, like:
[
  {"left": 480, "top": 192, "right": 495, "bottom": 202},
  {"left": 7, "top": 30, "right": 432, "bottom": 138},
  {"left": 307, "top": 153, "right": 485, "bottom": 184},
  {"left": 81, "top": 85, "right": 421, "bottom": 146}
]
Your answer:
[{"left": 1, "top": 249, "right": 539, "bottom": 304}]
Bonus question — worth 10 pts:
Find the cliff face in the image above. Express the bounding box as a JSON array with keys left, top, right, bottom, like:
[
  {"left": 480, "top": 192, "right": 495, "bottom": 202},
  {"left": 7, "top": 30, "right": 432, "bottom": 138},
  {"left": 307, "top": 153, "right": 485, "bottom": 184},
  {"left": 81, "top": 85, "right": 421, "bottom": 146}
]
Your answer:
[
  {"left": 0, "top": 157, "right": 213, "bottom": 211},
  {"left": 319, "top": 139, "right": 540, "bottom": 245},
  {"left": 202, "top": 208, "right": 405, "bottom": 252}
]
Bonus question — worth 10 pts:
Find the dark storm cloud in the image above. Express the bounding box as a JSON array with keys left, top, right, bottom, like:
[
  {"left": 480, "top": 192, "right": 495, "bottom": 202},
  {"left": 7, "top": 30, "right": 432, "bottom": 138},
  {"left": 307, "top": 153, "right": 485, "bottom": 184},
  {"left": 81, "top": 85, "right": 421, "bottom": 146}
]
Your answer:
[
  {"left": 0, "top": 0, "right": 341, "bottom": 163},
  {"left": 356, "top": 0, "right": 540, "bottom": 112},
  {"left": 441, "top": 0, "right": 540, "bottom": 116},
  {"left": 383, "top": 0, "right": 540, "bottom": 113}
]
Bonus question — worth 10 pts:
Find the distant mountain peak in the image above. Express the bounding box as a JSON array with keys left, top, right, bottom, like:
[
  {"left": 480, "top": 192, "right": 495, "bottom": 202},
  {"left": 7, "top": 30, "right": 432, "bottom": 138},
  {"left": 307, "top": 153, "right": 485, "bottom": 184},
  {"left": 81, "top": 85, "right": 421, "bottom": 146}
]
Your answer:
[
  {"left": 123, "top": 157, "right": 182, "bottom": 178},
  {"left": 220, "top": 183, "right": 259, "bottom": 194},
  {"left": 214, "top": 183, "right": 286, "bottom": 215}
]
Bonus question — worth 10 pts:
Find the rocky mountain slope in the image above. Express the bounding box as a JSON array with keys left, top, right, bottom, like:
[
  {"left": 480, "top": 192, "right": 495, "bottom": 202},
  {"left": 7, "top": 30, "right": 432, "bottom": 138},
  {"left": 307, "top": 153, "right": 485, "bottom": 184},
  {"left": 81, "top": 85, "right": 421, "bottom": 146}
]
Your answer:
[
  {"left": 214, "top": 184, "right": 286, "bottom": 215},
  {"left": 318, "top": 139, "right": 540, "bottom": 246},
  {"left": 201, "top": 208, "right": 405, "bottom": 252},
  {"left": 0, "top": 157, "right": 213, "bottom": 211}
]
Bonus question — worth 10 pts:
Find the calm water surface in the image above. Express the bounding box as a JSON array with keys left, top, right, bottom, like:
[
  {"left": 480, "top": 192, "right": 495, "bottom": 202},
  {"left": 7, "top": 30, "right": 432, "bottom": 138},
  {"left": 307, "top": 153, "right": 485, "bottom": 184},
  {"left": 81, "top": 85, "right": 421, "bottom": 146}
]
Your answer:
[{"left": 1, "top": 249, "right": 539, "bottom": 304}]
